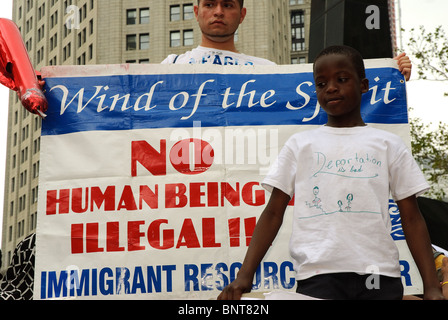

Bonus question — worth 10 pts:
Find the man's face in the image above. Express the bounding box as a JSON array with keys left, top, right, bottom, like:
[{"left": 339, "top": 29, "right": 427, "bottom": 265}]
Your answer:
[{"left": 195, "top": 0, "right": 246, "bottom": 41}]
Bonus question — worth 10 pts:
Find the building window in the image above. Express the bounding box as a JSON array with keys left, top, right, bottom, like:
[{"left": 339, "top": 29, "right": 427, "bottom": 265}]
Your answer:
[
  {"left": 19, "top": 195, "right": 26, "bottom": 212},
  {"left": 30, "top": 212, "right": 37, "bottom": 231},
  {"left": 32, "top": 186, "right": 38, "bottom": 204},
  {"left": 89, "top": 44, "right": 93, "bottom": 60},
  {"left": 20, "top": 171, "right": 27, "bottom": 188},
  {"left": 127, "top": 9, "right": 137, "bottom": 25},
  {"left": 183, "top": 4, "right": 194, "bottom": 20},
  {"left": 22, "top": 124, "right": 29, "bottom": 141},
  {"left": 33, "top": 161, "right": 40, "bottom": 179},
  {"left": 63, "top": 43, "right": 71, "bottom": 61},
  {"left": 170, "top": 31, "right": 181, "bottom": 47},
  {"left": 37, "top": 47, "right": 45, "bottom": 64},
  {"left": 17, "top": 219, "right": 25, "bottom": 237},
  {"left": 50, "top": 11, "right": 58, "bottom": 29},
  {"left": 26, "top": 0, "right": 33, "bottom": 11},
  {"left": 34, "top": 116, "right": 42, "bottom": 131},
  {"left": 126, "top": 34, "right": 137, "bottom": 51},
  {"left": 77, "top": 52, "right": 86, "bottom": 65},
  {"left": 291, "top": 10, "right": 306, "bottom": 52},
  {"left": 291, "top": 56, "right": 306, "bottom": 64},
  {"left": 140, "top": 33, "right": 149, "bottom": 50},
  {"left": 170, "top": 5, "right": 181, "bottom": 21},
  {"left": 183, "top": 30, "right": 194, "bottom": 46},
  {"left": 291, "top": 10, "right": 304, "bottom": 24},
  {"left": 50, "top": 34, "right": 58, "bottom": 51},
  {"left": 21, "top": 147, "right": 28, "bottom": 164},
  {"left": 140, "top": 8, "right": 149, "bottom": 24}
]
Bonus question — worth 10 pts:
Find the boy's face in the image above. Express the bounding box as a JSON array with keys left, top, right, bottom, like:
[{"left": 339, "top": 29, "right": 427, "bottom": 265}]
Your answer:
[
  {"left": 314, "top": 54, "right": 369, "bottom": 122},
  {"left": 195, "top": 0, "right": 246, "bottom": 41}
]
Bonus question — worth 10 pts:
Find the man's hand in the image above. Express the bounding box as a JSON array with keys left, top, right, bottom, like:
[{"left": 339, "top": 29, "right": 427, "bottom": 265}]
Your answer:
[
  {"left": 38, "top": 79, "right": 46, "bottom": 91},
  {"left": 394, "top": 52, "right": 412, "bottom": 81}
]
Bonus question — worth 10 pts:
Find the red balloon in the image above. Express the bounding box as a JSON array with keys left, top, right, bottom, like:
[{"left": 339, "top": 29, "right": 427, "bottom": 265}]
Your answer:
[{"left": 0, "top": 18, "right": 47, "bottom": 117}]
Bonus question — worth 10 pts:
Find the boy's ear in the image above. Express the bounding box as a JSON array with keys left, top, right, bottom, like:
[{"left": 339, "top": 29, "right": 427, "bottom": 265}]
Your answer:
[{"left": 361, "top": 78, "right": 369, "bottom": 94}]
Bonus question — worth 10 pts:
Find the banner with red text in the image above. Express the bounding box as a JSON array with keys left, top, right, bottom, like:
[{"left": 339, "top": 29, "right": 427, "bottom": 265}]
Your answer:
[{"left": 34, "top": 62, "right": 423, "bottom": 299}]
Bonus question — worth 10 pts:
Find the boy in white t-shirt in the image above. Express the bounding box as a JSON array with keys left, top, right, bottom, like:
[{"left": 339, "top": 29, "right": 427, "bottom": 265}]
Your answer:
[{"left": 218, "top": 45, "right": 444, "bottom": 300}]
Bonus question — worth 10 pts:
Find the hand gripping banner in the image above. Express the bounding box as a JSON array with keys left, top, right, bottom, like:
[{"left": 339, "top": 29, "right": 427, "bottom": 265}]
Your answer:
[{"left": 34, "top": 61, "right": 423, "bottom": 300}]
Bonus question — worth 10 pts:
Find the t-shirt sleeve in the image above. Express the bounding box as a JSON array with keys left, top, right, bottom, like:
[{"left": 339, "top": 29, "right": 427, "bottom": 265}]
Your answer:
[
  {"left": 261, "top": 142, "right": 296, "bottom": 198},
  {"left": 253, "top": 58, "right": 277, "bottom": 66},
  {"left": 389, "top": 142, "right": 430, "bottom": 201},
  {"left": 161, "top": 54, "right": 177, "bottom": 64}
]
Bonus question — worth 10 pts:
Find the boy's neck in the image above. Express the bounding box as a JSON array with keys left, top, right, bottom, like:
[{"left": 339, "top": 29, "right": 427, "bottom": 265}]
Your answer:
[{"left": 325, "top": 117, "right": 366, "bottom": 128}]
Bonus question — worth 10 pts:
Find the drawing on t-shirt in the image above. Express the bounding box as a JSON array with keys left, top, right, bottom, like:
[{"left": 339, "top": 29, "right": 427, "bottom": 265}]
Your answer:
[
  {"left": 303, "top": 186, "right": 380, "bottom": 219},
  {"left": 299, "top": 150, "right": 389, "bottom": 219},
  {"left": 338, "top": 200, "right": 344, "bottom": 212},
  {"left": 306, "top": 187, "right": 354, "bottom": 214},
  {"left": 345, "top": 193, "right": 354, "bottom": 211},
  {"left": 312, "top": 152, "right": 381, "bottom": 179},
  {"left": 305, "top": 186, "right": 325, "bottom": 213}
]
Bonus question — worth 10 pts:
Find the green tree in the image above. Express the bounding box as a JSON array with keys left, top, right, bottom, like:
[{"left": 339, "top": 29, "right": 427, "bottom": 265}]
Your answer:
[
  {"left": 410, "top": 117, "right": 448, "bottom": 200},
  {"left": 407, "top": 25, "right": 448, "bottom": 87},
  {"left": 406, "top": 25, "right": 448, "bottom": 200}
]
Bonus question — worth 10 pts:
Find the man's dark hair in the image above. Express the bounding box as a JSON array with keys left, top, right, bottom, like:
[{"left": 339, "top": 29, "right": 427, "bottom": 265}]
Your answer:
[
  {"left": 313, "top": 45, "right": 366, "bottom": 79},
  {"left": 198, "top": 0, "right": 244, "bottom": 8}
]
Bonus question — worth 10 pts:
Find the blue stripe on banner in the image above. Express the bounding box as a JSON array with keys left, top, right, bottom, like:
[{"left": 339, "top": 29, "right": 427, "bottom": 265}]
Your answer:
[{"left": 41, "top": 68, "right": 407, "bottom": 136}]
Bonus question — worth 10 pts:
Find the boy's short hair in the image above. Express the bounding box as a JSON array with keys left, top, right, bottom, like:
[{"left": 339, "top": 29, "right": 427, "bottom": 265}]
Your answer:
[
  {"left": 314, "top": 45, "right": 366, "bottom": 79},
  {"left": 198, "top": 0, "right": 244, "bottom": 8}
]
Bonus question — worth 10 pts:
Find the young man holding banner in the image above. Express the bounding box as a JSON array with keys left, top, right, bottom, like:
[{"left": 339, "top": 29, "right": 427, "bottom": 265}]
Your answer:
[
  {"left": 162, "top": 0, "right": 413, "bottom": 81},
  {"left": 162, "top": 0, "right": 276, "bottom": 65}
]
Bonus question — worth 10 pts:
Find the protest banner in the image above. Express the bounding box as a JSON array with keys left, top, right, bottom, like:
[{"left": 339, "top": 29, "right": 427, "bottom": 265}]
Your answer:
[{"left": 34, "top": 61, "right": 422, "bottom": 300}]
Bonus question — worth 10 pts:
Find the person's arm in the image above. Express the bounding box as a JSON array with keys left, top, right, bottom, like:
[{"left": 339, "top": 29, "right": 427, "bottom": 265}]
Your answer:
[
  {"left": 217, "top": 187, "right": 291, "bottom": 300},
  {"left": 441, "top": 257, "right": 448, "bottom": 299},
  {"left": 397, "top": 195, "right": 445, "bottom": 300}
]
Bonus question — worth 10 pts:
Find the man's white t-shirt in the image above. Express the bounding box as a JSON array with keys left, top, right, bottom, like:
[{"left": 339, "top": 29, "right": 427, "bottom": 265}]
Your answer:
[
  {"left": 262, "top": 126, "right": 429, "bottom": 281},
  {"left": 161, "top": 46, "right": 276, "bottom": 65}
]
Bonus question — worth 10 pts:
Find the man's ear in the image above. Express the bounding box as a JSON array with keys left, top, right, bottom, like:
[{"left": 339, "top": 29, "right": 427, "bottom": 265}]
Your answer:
[
  {"left": 194, "top": 5, "right": 199, "bottom": 21},
  {"left": 361, "top": 78, "right": 369, "bottom": 94},
  {"left": 240, "top": 7, "right": 247, "bottom": 24}
]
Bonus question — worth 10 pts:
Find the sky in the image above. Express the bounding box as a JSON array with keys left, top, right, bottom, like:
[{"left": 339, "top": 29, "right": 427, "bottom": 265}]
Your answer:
[{"left": 0, "top": 0, "right": 447, "bottom": 243}]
